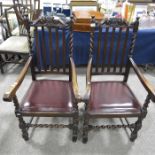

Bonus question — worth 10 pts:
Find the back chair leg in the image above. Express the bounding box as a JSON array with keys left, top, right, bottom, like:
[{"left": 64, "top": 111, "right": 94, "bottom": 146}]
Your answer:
[
  {"left": 0, "top": 64, "right": 4, "bottom": 73},
  {"left": 82, "top": 114, "right": 89, "bottom": 143},
  {"left": 0, "top": 55, "right": 4, "bottom": 73},
  {"left": 16, "top": 113, "right": 29, "bottom": 141}
]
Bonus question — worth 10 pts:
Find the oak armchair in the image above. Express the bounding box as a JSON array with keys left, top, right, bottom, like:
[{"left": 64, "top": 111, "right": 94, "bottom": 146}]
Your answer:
[
  {"left": 82, "top": 18, "right": 155, "bottom": 143},
  {"left": 3, "top": 16, "right": 80, "bottom": 142}
]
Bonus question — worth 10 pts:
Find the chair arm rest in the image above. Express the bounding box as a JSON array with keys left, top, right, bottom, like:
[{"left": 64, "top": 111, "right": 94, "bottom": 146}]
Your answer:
[
  {"left": 129, "top": 57, "right": 155, "bottom": 102},
  {"left": 83, "top": 57, "right": 92, "bottom": 101},
  {"left": 70, "top": 57, "right": 81, "bottom": 101},
  {"left": 3, "top": 56, "right": 32, "bottom": 102}
]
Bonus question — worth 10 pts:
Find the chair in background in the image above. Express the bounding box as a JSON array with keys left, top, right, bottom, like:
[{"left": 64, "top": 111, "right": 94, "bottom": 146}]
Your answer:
[
  {"left": 13, "top": 0, "right": 40, "bottom": 11},
  {"left": 70, "top": 0, "right": 99, "bottom": 11},
  {"left": 82, "top": 18, "right": 155, "bottom": 143},
  {"left": 13, "top": 1, "right": 41, "bottom": 35},
  {"left": 3, "top": 16, "right": 80, "bottom": 142},
  {"left": 0, "top": 5, "right": 29, "bottom": 73}
]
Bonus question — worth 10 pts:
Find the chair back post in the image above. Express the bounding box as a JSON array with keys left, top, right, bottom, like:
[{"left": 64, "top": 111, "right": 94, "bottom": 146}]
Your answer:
[
  {"left": 123, "top": 17, "right": 139, "bottom": 82},
  {"left": 88, "top": 16, "right": 96, "bottom": 77},
  {"left": 23, "top": 14, "right": 31, "bottom": 53},
  {"left": 69, "top": 16, "right": 74, "bottom": 82},
  {"left": 89, "top": 16, "right": 96, "bottom": 58},
  {"left": 23, "top": 14, "right": 36, "bottom": 80},
  {"left": 129, "top": 17, "right": 139, "bottom": 55}
]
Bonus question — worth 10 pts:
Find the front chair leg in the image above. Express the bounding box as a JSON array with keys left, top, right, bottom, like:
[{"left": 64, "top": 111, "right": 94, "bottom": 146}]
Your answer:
[
  {"left": 130, "top": 116, "right": 142, "bottom": 142},
  {"left": 72, "top": 115, "right": 79, "bottom": 142},
  {"left": 13, "top": 96, "right": 29, "bottom": 141},
  {"left": 82, "top": 114, "right": 89, "bottom": 143},
  {"left": 130, "top": 94, "right": 151, "bottom": 142},
  {"left": 16, "top": 113, "right": 29, "bottom": 141}
]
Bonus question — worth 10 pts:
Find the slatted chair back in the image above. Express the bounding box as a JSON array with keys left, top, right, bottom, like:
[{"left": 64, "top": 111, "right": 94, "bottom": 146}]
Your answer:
[
  {"left": 13, "top": 0, "right": 40, "bottom": 11},
  {"left": 13, "top": 4, "right": 33, "bottom": 35},
  {"left": 33, "top": 0, "right": 40, "bottom": 10},
  {"left": 89, "top": 18, "right": 139, "bottom": 78},
  {"left": 25, "top": 16, "right": 73, "bottom": 77},
  {"left": 13, "top": 0, "right": 40, "bottom": 32}
]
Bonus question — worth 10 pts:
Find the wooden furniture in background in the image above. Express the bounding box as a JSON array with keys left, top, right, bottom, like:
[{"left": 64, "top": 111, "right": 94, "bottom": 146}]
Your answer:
[
  {"left": 70, "top": 0, "right": 99, "bottom": 11},
  {"left": 82, "top": 18, "right": 155, "bottom": 143},
  {"left": 129, "top": 0, "right": 154, "bottom": 3},
  {"left": 3, "top": 16, "right": 80, "bottom": 142},
  {"left": 73, "top": 10, "right": 104, "bottom": 32}
]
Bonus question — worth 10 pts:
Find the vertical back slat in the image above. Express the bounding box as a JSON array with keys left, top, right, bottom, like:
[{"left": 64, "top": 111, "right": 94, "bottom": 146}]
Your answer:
[
  {"left": 120, "top": 27, "right": 129, "bottom": 73},
  {"left": 96, "top": 26, "right": 102, "bottom": 73},
  {"left": 62, "top": 29, "right": 66, "bottom": 73},
  {"left": 56, "top": 28, "right": 59, "bottom": 71},
  {"left": 30, "top": 0, "right": 32, "bottom": 11},
  {"left": 41, "top": 26, "right": 47, "bottom": 71},
  {"left": 107, "top": 27, "right": 115, "bottom": 72},
  {"left": 35, "top": 0, "right": 40, "bottom": 10},
  {"left": 21, "top": 0, "right": 24, "bottom": 5},
  {"left": 34, "top": 26, "right": 41, "bottom": 71},
  {"left": 101, "top": 27, "right": 109, "bottom": 72},
  {"left": 48, "top": 27, "right": 53, "bottom": 71},
  {"left": 113, "top": 27, "right": 122, "bottom": 72}
]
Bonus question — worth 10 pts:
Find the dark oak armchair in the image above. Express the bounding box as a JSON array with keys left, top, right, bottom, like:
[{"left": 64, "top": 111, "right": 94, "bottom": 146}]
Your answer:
[
  {"left": 3, "top": 16, "right": 80, "bottom": 142},
  {"left": 82, "top": 18, "right": 155, "bottom": 143}
]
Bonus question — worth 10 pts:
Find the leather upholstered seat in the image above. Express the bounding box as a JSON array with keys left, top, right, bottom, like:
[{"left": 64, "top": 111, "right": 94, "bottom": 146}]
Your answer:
[
  {"left": 21, "top": 80, "right": 76, "bottom": 114},
  {"left": 88, "top": 82, "right": 141, "bottom": 116}
]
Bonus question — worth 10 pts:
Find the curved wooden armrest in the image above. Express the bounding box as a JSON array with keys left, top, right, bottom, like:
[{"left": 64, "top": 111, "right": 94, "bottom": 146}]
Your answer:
[
  {"left": 70, "top": 57, "right": 81, "bottom": 101},
  {"left": 129, "top": 57, "right": 155, "bottom": 102},
  {"left": 3, "top": 56, "right": 32, "bottom": 102},
  {"left": 83, "top": 57, "right": 92, "bottom": 101}
]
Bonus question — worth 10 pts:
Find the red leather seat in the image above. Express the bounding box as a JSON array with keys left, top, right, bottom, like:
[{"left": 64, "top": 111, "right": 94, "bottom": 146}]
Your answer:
[
  {"left": 88, "top": 82, "right": 141, "bottom": 116},
  {"left": 21, "top": 80, "right": 76, "bottom": 114}
]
